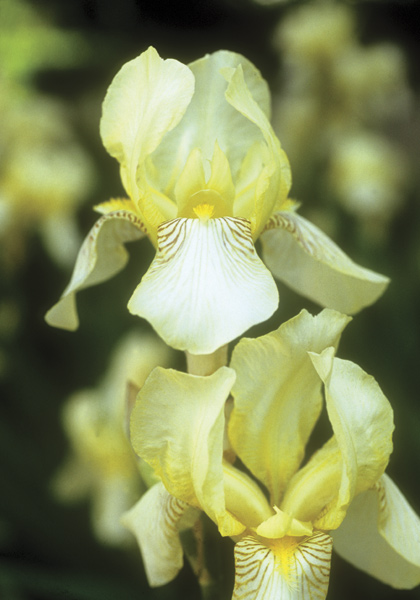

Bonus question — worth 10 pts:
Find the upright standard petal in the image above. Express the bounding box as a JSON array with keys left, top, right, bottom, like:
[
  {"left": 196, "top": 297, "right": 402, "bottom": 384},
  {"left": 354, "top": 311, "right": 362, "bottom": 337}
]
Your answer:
[
  {"left": 121, "top": 482, "right": 199, "bottom": 587},
  {"left": 45, "top": 208, "right": 145, "bottom": 330},
  {"left": 100, "top": 46, "right": 194, "bottom": 227},
  {"left": 261, "top": 210, "right": 389, "bottom": 313},
  {"left": 130, "top": 366, "right": 244, "bottom": 536},
  {"left": 151, "top": 50, "right": 271, "bottom": 199},
  {"left": 282, "top": 350, "right": 394, "bottom": 529},
  {"left": 232, "top": 532, "right": 332, "bottom": 600},
  {"left": 229, "top": 309, "right": 350, "bottom": 506},
  {"left": 332, "top": 474, "right": 420, "bottom": 589},
  {"left": 223, "top": 64, "right": 291, "bottom": 237},
  {"left": 128, "top": 217, "right": 278, "bottom": 354}
]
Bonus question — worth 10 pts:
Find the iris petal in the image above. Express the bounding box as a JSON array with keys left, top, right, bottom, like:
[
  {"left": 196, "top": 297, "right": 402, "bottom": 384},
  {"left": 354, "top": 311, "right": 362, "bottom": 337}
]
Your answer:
[
  {"left": 128, "top": 216, "right": 278, "bottom": 354},
  {"left": 121, "top": 482, "right": 199, "bottom": 587},
  {"left": 232, "top": 532, "right": 332, "bottom": 600},
  {"left": 229, "top": 309, "right": 350, "bottom": 506},
  {"left": 45, "top": 209, "right": 145, "bottom": 330},
  {"left": 261, "top": 210, "right": 389, "bottom": 313},
  {"left": 333, "top": 474, "right": 420, "bottom": 589}
]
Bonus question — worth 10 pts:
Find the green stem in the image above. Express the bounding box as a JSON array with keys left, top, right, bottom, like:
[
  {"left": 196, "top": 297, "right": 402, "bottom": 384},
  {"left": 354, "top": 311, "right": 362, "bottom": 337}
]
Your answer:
[{"left": 181, "top": 515, "right": 226, "bottom": 600}]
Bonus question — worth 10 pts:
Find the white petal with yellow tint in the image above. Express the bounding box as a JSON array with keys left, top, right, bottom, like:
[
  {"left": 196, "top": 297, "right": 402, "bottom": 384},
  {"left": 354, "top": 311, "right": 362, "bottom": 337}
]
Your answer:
[
  {"left": 151, "top": 50, "right": 271, "bottom": 198},
  {"left": 223, "top": 64, "right": 291, "bottom": 237},
  {"left": 45, "top": 210, "right": 145, "bottom": 330},
  {"left": 128, "top": 217, "right": 278, "bottom": 354},
  {"left": 261, "top": 211, "right": 389, "bottom": 313},
  {"left": 100, "top": 46, "right": 194, "bottom": 203},
  {"left": 232, "top": 532, "right": 332, "bottom": 600},
  {"left": 283, "top": 349, "right": 393, "bottom": 529},
  {"left": 333, "top": 474, "right": 420, "bottom": 589},
  {"left": 121, "top": 482, "right": 199, "bottom": 587},
  {"left": 309, "top": 350, "right": 393, "bottom": 530},
  {"left": 229, "top": 309, "right": 350, "bottom": 506},
  {"left": 130, "top": 366, "right": 244, "bottom": 536}
]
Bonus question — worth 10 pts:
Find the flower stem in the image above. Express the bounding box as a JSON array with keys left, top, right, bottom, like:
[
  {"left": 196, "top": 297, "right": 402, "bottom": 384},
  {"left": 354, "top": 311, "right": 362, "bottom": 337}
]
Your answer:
[{"left": 181, "top": 515, "right": 226, "bottom": 600}]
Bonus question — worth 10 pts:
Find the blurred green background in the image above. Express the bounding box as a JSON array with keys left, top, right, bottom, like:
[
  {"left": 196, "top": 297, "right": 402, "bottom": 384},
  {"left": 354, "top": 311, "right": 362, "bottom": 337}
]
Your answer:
[{"left": 1, "top": 0, "right": 420, "bottom": 598}]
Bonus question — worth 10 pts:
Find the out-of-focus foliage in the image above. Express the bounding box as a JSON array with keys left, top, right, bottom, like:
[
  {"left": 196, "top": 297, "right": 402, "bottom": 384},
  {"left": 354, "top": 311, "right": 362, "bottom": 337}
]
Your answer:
[
  {"left": 272, "top": 0, "right": 413, "bottom": 243},
  {"left": 1, "top": 1, "right": 420, "bottom": 599},
  {"left": 52, "top": 333, "right": 173, "bottom": 548},
  {"left": 0, "top": 0, "right": 94, "bottom": 270}
]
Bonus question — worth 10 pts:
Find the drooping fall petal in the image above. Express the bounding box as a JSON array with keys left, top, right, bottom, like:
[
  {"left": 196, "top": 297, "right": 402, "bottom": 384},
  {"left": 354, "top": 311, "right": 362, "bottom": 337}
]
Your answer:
[
  {"left": 232, "top": 532, "right": 332, "bottom": 600},
  {"left": 45, "top": 208, "right": 145, "bottom": 330},
  {"left": 128, "top": 217, "right": 278, "bottom": 354},
  {"left": 121, "top": 482, "right": 199, "bottom": 587},
  {"left": 332, "top": 474, "right": 420, "bottom": 589},
  {"left": 261, "top": 210, "right": 389, "bottom": 313}
]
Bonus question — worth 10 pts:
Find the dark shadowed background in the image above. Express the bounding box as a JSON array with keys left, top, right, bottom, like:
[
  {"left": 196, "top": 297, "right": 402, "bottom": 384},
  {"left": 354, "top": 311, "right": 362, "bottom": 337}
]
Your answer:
[{"left": 1, "top": 1, "right": 420, "bottom": 598}]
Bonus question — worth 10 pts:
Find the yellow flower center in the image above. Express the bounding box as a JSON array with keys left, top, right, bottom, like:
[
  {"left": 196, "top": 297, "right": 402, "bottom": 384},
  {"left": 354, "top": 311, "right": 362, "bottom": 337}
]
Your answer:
[
  {"left": 267, "top": 536, "right": 304, "bottom": 587},
  {"left": 180, "top": 188, "right": 231, "bottom": 220},
  {"left": 193, "top": 203, "right": 215, "bottom": 223}
]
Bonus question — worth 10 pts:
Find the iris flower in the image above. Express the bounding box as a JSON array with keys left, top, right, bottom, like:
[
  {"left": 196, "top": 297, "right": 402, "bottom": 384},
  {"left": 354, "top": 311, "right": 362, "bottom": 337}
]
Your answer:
[
  {"left": 123, "top": 310, "right": 420, "bottom": 597},
  {"left": 53, "top": 333, "right": 172, "bottom": 546},
  {"left": 46, "top": 47, "right": 388, "bottom": 354}
]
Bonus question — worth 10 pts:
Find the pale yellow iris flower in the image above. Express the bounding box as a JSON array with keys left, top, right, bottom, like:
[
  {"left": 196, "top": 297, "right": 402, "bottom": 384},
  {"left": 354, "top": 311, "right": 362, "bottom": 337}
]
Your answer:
[
  {"left": 53, "top": 332, "right": 172, "bottom": 546},
  {"left": 123, "top": 310, "right": 420, "bottom": 597},
  {"left": 46, "top": 47, "right": 388, "bottom": 354}
]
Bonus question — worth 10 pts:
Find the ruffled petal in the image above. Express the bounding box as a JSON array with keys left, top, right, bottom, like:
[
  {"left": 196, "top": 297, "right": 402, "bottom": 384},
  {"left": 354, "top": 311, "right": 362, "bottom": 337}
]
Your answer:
[
  {"left": 229, "top": 309, "right": 350, "bottom": 506},
  {"left": 333, "top": 474, "right": 420, "bottom": 589},
  {"left": 128, "top": 216, "right": 278, "bottom": 354},
  {"left": 232, "top": 532, "right": 332, "bottom": 600},
  {"left": 261, "top": 210, "right": 389, "bottom": 313},
  {"left": 45, "top": 210, "right": 145, "bottom": 330},
  {"left": 282, "top": 350, "right": 394, "bottom": 529},
  {"left": 130, "top": 366, "right": 244, "bottom": 536},
  {"left": 100, "top": 46, "right": 194, "bottom": 217},
  {"left": 121, "top": 482, "right": 199, "bottom": 587}
]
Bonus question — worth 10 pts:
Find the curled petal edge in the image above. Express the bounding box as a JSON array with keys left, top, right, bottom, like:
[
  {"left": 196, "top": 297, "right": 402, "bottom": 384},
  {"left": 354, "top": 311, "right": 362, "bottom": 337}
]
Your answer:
[
  {"left": 261, "top": 211, "right": 389, "bottom": 314},
  {"left": 332, "top": 473, "right": 420, "bottom": 589},
  {"left": 121, "top": 482, "right": 199, "bottom": 587},
  {"left": 45, "top": 209, "right": 145, "bottom": 330}
]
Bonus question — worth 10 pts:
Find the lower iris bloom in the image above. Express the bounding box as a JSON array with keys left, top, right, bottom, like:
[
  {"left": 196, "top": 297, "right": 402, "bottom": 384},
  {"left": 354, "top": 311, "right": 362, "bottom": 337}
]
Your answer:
[{"left": 123, "top": 310, "right": 420, "bottom": 598}]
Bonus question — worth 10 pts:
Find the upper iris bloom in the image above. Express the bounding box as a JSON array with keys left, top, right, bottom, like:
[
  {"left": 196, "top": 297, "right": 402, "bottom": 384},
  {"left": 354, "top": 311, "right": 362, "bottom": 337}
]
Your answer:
[{"left": 46, "top": 47, "right": 388, "bottom": 354}]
